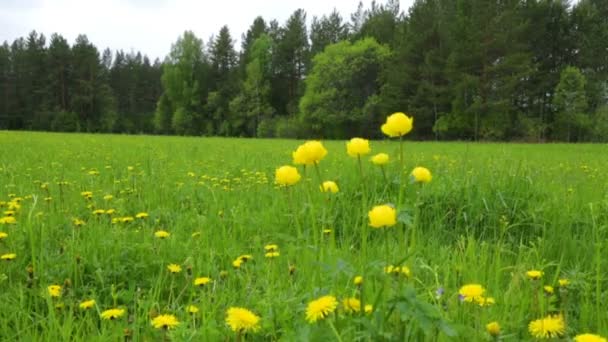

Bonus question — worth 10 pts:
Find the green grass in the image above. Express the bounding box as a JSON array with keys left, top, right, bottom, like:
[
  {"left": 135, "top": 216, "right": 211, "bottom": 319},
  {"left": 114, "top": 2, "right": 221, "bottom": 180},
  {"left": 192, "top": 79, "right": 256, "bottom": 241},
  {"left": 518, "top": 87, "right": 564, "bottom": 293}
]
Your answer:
[{"left": 0, "top": 131, "right": 606, "bottom": 341}]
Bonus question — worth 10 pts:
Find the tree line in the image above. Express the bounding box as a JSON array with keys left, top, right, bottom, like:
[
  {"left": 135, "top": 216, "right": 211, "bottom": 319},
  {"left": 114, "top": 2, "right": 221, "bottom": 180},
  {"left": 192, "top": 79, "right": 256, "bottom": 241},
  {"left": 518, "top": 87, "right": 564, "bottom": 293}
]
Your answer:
[{"left": 1, "top": 0, "right": 606, "bottom": 141}]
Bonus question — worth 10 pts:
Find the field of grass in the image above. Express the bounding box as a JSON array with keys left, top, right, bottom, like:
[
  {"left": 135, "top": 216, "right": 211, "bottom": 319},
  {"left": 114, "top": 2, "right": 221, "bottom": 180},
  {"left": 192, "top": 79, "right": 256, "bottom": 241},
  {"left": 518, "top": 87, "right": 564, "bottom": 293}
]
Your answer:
[{"left": 0, "top": 131, "right": 607, "bottom": 341}]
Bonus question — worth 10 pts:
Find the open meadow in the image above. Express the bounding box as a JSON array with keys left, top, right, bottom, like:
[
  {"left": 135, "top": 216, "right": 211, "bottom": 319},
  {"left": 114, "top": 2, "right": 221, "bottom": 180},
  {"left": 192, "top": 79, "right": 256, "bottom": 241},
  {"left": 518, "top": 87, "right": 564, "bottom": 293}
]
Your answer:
[{"left": 0, "top": 130, "right": 607, "bottom": 341}]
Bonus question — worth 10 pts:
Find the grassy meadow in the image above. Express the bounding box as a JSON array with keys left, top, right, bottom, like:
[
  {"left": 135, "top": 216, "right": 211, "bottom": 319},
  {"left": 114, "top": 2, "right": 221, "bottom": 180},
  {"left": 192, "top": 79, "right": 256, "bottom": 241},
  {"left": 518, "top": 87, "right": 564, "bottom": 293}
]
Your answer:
[{"left": 0, "top": 131, "right": 607, "bottom": 341}]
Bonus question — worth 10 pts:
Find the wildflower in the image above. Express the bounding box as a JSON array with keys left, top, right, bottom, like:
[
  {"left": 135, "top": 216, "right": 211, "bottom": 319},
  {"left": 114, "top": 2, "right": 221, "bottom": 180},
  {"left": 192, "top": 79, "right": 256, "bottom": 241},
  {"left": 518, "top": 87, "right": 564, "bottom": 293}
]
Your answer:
[
  {"left": 88, "top": 170, "right": 99, "bottom": 176},
  {"left": 368, "top": 204, "right": 397, "bottom": 228},
  {"left": 275, "top": 166, "right": 301, "bottom": 186},
  {"left": 574, "top": 334, "right": 607, "bottom": 342},
  {"left": 0, "top": 216, "right": 16, "bottom": 225},
  {"left": 292, "top": 141, "right": 328, "bottom": 165},
  {"left": 154, "top": 230, "right": 170, "bottom": 239},
  {"left": 233, "top": 259, "right": 243, "bottom": 268},
  {"left": 0, "top": 232, "right": 7, "bottom": 239},
  {"left": 225, "top": 307, "right": 261, "bottom": 333},
  {"left": 79, "top": 299, "right": 96, "bottom": 310},
  {"left": 381, "top": 112, "right": 413, "bottom": 137},
  {"left": 151, "top": 314, "right": 180, "bottom": 330},
  {"left": 48, "top": 285, "right": 62, "bottom": 298},
  {"left": 92, "top": 209, "right": 105, "bottom": 216},
  {"left": 342, "top": 297, "right": 372, "bottom": 314},
  {"left": 187, "top": 305, "right": 199, "bottom": 314},
  {"left": 3, "top": 210, "right": 15, "bottom": 217},
  {"left": 320, "top": 181, "right": 339, "bottom": 193},
  {"left": 103, "top": 194, "right": 113, "bottom": 201},
  {"left": 322, "top": 229, "right": 332, "bottom": 235},
  {"left": 526, "top": 270, "right": 543, "bottom": 280},
  {"left": 136, "top": 212, "right": 148, "bottom": 219},
  {"left": 411, "top": 167, "right": 432, "bottom": 183},
  {"left": 101, "top": 308, "right": 125, "bottom": 320},
  {"left": 167, "top": 264, "right": 182, "bottom": 274},
  {"left": 264, "top": 244, "right": 279, "bottom": 252},
  {"left": 191, "top": 232, "right": 201, "bottom": 238},
  {"left": 265, "top": 251, "right": 280, "bottom": 258},
  {"left": 305, "top": 295, "right": 338, "bottom": 323},
  {"left": 44, "top": 197, "right": 52, "bottom": 202},
  {"left": 384, "top": 265, "right": 411, "bottom": 278},
  {"left": 371, "top": 153, "right": 389, "bottom": 165},
  {"left": 120, "top": 216, "right": 134, "bottom": 223},
  {"left": 346, "top": 138, "right": 371, "bottom": 157},
  {"left": 558, "top": 278, "right": 570, "bottom": 287},
  {"left": 459, "top": 284, "right": 485, "bottom": 303},
  {"left": 105, "top": 209, "right": 116, "bottom": 215},
  {"left": 72, "top": 218, "right": 85, "bottom": 227},
  {"left": 528, "top": 315, "right": 565, "bottom": 339},
  {"left": 477, "top": 297, "right": 496, "bottom": 307},
  {"left": 486, "top": 321, "right": 500, "bottom": 337},
  {"left": 544, "top": 286, "right": 554, "bottom": 295},
  {"left": 1, "top": 253, "right": 16, "bottom": 261},
  {"left": 194, "top": 277, "right": 212, "bottom": 286},
  {"left": 353, "top": 276, "right": 363, "bottom": 286},
  {"left": 80, "top": 191, "right": 93, "bottom": 200}
]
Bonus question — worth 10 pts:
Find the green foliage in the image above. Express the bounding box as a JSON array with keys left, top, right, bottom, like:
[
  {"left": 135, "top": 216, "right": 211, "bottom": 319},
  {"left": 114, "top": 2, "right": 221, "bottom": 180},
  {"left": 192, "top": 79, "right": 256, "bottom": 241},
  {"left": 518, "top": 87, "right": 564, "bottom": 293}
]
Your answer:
[
  {"left": 299, "top": 38, "right": 389, "bottom": 138},
  {"left": 553, "top": 66, "right": 589, "bottom": 142}
]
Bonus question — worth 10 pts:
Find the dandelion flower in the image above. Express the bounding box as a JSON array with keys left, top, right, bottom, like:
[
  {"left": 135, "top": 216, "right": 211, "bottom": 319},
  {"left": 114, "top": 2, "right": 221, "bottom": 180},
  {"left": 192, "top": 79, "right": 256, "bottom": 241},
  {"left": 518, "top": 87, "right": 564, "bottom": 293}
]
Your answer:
[
  {"left": 264, "top": 244, "right": 279, "bottom": 252},
  {"left": 371, "top": 153, "right": 389, "bottom": 165},
  {"left": 458, "top": 284, "right": 485, "bottom": 303},
  {"left": 275, "top": 166, "right": 301, "bottom": 186},
  {"left": 486, "top": 321, "right": 500, "bottom": 337},
  {"left": 292, "top": 141, "right": 328, "bottom": 165},
  {"left": 305, "top": 295, "right": 338, "bottom": 323},
  {"left": 1, "top": 253, "right": 16, "bottom": 261},
  {"left": 381, "top": 112, "right": 413, "bottom": 137},
  {"left": 544, "top": 286, "right": 554, "bottom": 295},
  {"left": 346, "top": 138, "right": 371, "bottom": 157},
  {"left": 154, "top": 230, "right": 170, "bottom": 239},
  {"left": 225, "top": 307, "right": 261, "bottom": 333},
  {"left": 320, "top": 181, "right": 339, "bottom": 193},
  {"left": 0, "top": 232, "right": 7, "bottom": 239},
  {"left": 411, "top": 167, "right": 432, "bottom": 183},
  {"left": 101, "top": 308, "right": 125, "bottom": 320},
  {"left": 528, "top": 315, "right": 565, "bottom": 339},
  {"left": 353, "top": 276, "right": 363, "bottom": 286},
  {"left": 187, "top": 305, "right": 199, "bottom": 314},
  {"left": 136, "top": 212, "right": 148, "bottom": 219},
  {"left": 265, "top": 251, "right": 280, "bottom": 258},
  {"left": 167, "top": 264, "right": 182, "bottom": 274},
  {"left": 477, "top": 296, "right": 496, "bottom": 307},
  {"left": 342, "top": 297, "right": 371, "bottom": 314},
  {"left": 526, "top": 270, "right": 543, "bottom": 280},
  {"left": 194, "top": 277, "right": 212, "bottom": 286},
  {"left": 368, "top": 205, "right": 397, "bottom": 228},
  {"left": 47, "top": 285, "right": 62, "bottom": 298},
  {"left": 558, "top": 278, "right": 570, "bottom": 287},
  {"left": 574, "top": 334, "right": 607, "bottom": 342},
  {"left": 79, "top": 299, "right": 96, "bottom": 310},
  {"left": 103, "top": 194, "right": 113, "bottom": 201},
  {"left": 151, "top": 314, "right": 180, "bottom": 330},
  {"left": 384, "top": 265, "right": 411, "bottom": 278},
  {"left": 0, "top": 216, "right": 16, "bottom": 225}
]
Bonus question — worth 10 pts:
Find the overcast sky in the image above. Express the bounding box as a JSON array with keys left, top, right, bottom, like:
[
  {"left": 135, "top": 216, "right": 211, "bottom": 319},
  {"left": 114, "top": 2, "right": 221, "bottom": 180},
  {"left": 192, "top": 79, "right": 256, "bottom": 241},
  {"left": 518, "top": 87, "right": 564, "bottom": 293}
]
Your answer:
[{"left": 0, "top": 0, "right": 415, "bottom": 61}]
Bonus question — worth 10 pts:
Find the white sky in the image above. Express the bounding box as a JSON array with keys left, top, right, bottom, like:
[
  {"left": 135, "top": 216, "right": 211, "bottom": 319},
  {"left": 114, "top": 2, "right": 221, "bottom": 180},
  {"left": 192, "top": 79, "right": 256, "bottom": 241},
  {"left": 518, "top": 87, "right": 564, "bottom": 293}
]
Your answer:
[{"left": 0, "top": 0, "right": 415, "bottom": 61}]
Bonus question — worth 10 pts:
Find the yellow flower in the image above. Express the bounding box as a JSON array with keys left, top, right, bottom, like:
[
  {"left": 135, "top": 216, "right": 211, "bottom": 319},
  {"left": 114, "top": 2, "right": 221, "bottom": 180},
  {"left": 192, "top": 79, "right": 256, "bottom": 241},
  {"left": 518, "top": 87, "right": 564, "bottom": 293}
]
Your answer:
[
  {"left": 342, "top": 297, "right": 372, "bottom": 314},
  {"left": 151, "top": 314, "right": 180, "bottom": 330},
  {"left": 477, "top": 296, "right": 495, "bottom": 307},
  {"left": 120, "top": 216, "right": 134, "bottom": 223},
  {"left": 1, "top": 253, "right": 16, "bottom": 261},
  {"left": 167, "top": 264, "right": 182, "bottom": 274},
  {"left": 526, "top": 270, "right": 543, "bottom": 280},
  {"left": 0, "top": 232, "right": 7, "bottom": 239},
  {"left": 154, "top": 230, "right": 170, "bottom": 239},
  {"left": 48, "top": 285, "right": 62, "bottom": 298},
  {"left": 292, "top": 141, "right": 328, "bottom": 165},
  {"left": 558, "top": 278, "right": 570, "bottom": 287},
  {"left": 528, "top": 315, "right": 565, "bottom": 339},
  {"left": 384, "top": 265, "right": 411, "bottom": 278},
  {"left": 0, "top": 216, "right": 16, "bottom": 225},
  {"left": 320, "top": 181, "right": 339, "bottom": 193},
  {"left": 72, "top": 218, "right": 85, "bottom": 227},
  {"left": 486, "top": 321, "right": 500, "bottom": 337},
  {"left": 194, "top": 277, "right": 212, "bottom": 286},
  {"left": 368, "top": 205, "right": 397, "bottom": 228},
  {"left": 353, "top": 276, "right": 363, "bottom": 286},
  {"left": 79, "top": 299, "right": 96, "bottom": 310},
  {"left": 264, "top": 244, "right": 279, "bottom": 252},
  {"left": 574, "top": 333, "right": 607, "bottom": 342},
  {"left": 458, "top": 284, "right": 485, "bottom": 302},
  {"left": 371, "top": 153, "right": 389, "bottom": 165},
  {"left": 92, "top": 209, "right": 105, "bottom": 216},
  {"left": 346, "top": 138, "right": 371, "bottom": 157},
  {"left": 305, "top": 295, "right": 338, "bottom": 323},
  {"left": 103, "top": 194, "right": 113, "bottom": 201},
  {"left": 275, "top": 166, "right": 301, "bottom": 186},
  {"left": 3, "top": 210, "right": 15, "bottom": 217},
  {"left": 136, "top": 212, "right": 148, "bottom": 219},
  {"left": 544, "top": 286, "right": 554, "bottom": 295},
  {"left": 100, "top": 308, "right": 125, "bottom": 320},
  {"left": 381, "top": 112, "right": 413, "bottom": 137},
  {"left": 80, "top": 191, "right": 93, "bottom": 200},
  {"left": 105, "top": 209, "right": 116, "bottom": 215},
  {"left": 225, "top": 307, "right": 261, "bottom": 333},
  {"left": 265, "top": 251, "right": 280, "bottom": 258},
  {"left": 187, "top": 305, "right": 199, "bottom": 314},
  {"left": 411, "top": 167, "right": 432, "bottom": 183}
]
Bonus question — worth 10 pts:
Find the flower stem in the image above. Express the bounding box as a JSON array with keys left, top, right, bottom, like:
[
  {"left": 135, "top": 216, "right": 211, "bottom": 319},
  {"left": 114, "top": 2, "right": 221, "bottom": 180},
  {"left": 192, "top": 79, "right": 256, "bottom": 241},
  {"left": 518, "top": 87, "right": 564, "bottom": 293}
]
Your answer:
[{"left": 327, "top": 319, "right": 343, "bottom": 342}]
